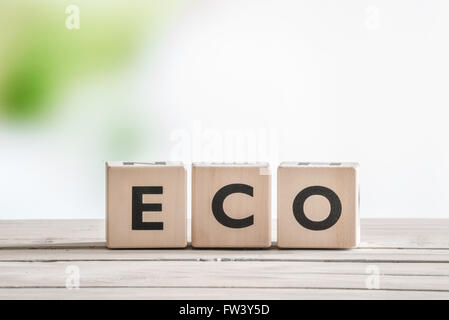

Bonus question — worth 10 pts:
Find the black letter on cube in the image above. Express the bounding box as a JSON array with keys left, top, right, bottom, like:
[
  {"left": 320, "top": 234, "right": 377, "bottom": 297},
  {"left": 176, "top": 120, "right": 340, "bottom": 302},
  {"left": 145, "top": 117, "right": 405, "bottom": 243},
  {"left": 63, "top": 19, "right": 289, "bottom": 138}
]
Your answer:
[
  {"left": 292, "top": 186, "right": 342, "bottom": 231},
  {"left": 211, "top": 183, "right": 254, "bottom": 229},
  {"left": 132, "top": 186, "right": 163, "bottom": 230}
]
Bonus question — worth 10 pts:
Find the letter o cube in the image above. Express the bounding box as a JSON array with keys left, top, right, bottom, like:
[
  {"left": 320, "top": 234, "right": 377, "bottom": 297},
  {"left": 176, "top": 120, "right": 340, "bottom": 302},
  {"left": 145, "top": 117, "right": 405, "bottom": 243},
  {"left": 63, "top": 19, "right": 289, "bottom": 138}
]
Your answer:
[
  {"left": 192, "top": 163, "right": 271, "bottom": 248},
  {"left": 277, "top": 162, "right": 360, "bottom": 248}
]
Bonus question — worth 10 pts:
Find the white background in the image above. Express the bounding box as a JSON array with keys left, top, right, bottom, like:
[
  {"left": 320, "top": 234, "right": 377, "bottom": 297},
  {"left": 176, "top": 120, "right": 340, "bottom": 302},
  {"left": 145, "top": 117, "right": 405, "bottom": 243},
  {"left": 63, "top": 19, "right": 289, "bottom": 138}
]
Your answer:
[{"left": 1, "top": 0, "right": 448, "bottom": 219}]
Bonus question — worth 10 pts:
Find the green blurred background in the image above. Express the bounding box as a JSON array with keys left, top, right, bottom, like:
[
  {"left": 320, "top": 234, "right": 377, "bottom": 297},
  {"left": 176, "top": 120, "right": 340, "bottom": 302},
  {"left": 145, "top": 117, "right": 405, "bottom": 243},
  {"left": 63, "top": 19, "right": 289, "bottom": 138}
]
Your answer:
[
  {"left": 0, "top": 0, "right": 184, "bottom": 156},
  {"left": 0, "top": 0, "right": 189, "bottom": 219}
]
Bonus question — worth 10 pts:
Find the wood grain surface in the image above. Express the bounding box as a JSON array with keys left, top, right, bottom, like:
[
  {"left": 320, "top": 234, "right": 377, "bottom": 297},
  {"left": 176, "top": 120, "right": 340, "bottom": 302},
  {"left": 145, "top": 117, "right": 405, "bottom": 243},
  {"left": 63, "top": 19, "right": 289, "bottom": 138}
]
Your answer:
[{"left": 0, "top": 219, "right": 448, "bottom": 299}]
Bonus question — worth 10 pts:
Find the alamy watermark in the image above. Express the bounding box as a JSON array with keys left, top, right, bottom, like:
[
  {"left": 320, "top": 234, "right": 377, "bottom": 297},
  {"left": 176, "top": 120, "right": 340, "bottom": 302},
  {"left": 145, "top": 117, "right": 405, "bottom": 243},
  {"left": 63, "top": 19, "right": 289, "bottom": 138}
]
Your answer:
[
  {"left": 365, "top": 264, "right": 380, "bottom": 289},
  {"left": 65, "top": 265, "right": 80, "bottom": 290},
  {"left": 365, "top": 5, "right": 381, "bottom": 30},
  {"left": 65, "top": 5, "right": 80, "bottom": 30},
  {"left": 169, "top": 121, "right": 279, "bottom": 164}
]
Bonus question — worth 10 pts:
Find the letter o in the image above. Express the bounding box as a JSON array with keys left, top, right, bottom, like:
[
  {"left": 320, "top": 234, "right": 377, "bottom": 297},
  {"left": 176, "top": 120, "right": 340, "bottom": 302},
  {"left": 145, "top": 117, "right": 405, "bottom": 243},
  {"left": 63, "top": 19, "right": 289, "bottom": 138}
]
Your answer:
[{"left": 292, "top": 186, "right": 341, "bottom": 231}]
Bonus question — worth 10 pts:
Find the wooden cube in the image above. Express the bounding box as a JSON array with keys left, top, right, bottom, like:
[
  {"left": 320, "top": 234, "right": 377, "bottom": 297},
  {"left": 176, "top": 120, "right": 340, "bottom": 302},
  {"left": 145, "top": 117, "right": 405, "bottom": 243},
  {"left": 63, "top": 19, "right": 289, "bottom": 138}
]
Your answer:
[
  {"left": 192, "top": 163, "right": 271, "bottom": 248},
  {"left": 277, "top": 162, "right": 359, "bottom": 248},
  {"left": 106, "top": 161, "right": 187, "bottom": 248}
]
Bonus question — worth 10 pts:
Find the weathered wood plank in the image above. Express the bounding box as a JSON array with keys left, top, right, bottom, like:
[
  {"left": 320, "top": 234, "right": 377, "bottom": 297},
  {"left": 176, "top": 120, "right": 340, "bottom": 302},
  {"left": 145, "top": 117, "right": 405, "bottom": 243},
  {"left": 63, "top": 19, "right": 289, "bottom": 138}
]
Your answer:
[
  {"left": 1, "top": 287, "right": 448, "bottom": 300},
  {"left": 1, "top": 261, "right": 449, "bottom": 291},
  {"left": 1, "top": 248, "right": 449, "bottom": 263},
  {"left": 0, "top": 219, "right": 448, "bottom": 299},
  {"left": 360, "top": 219, "right": 449, "bottom": 248},
  {"left": 0, "top": 220, "right": 105, "bottom": 248},
  {"left": 1, "top": 219, "right": 448, "bottom": 249}
]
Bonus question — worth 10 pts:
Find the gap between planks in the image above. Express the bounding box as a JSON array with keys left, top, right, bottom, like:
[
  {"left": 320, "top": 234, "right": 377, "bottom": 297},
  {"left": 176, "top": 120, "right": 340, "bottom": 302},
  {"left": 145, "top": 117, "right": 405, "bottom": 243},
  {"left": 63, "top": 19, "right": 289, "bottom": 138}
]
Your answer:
[
  {"left": 0, "top": 219, "right": 449, "bottom": 249},
  {"left": 2, "top": 248, "right": 449, "bottom": 263},
  {"left": 1, "top": 284, "right": 449, "bottom": 292},
  {"left": 0, "top": 287, "right": 447, "bottom": 300}
]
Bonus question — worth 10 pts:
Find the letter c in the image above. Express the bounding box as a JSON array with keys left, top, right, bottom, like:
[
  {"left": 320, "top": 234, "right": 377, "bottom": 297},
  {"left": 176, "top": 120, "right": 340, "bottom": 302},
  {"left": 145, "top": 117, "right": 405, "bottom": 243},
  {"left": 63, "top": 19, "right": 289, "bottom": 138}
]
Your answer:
[{"left": 212, "top": 183, "right": 254, "bottom": 228}]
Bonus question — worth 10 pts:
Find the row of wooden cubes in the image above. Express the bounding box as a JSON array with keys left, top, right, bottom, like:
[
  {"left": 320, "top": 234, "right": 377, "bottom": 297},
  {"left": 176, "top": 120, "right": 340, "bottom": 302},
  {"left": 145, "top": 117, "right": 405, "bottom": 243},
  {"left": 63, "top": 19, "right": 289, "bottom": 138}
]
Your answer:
[{"left": 106, "top": 162, "right": 359, "bottom": 249}]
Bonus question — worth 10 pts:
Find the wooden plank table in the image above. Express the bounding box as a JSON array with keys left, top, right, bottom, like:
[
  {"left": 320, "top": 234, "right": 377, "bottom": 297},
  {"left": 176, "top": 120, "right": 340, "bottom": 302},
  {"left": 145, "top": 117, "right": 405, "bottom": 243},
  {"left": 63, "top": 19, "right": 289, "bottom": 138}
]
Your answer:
[{"left": 0, "top": 219, "right": 448, "bottom": 299}]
